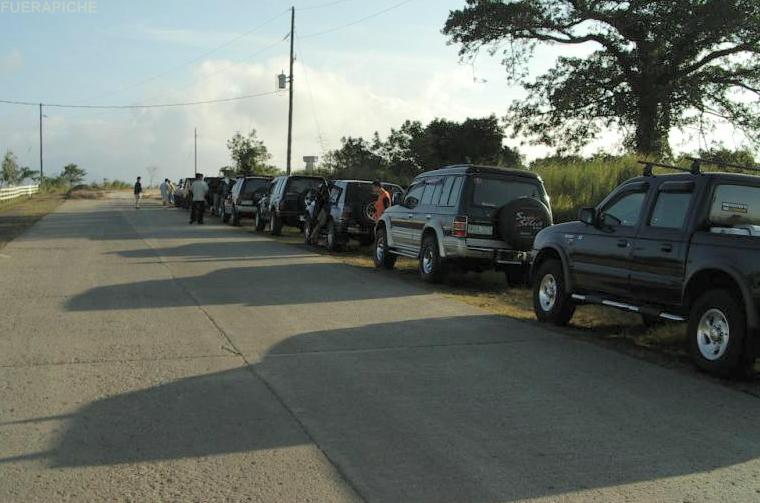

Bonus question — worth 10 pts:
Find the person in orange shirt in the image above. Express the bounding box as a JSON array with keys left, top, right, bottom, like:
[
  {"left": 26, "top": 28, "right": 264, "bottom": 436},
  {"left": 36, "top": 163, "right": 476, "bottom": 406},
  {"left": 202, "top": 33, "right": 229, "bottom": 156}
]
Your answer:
[{"left": 372, "top": 181, "right": 391, "bottom": 222}]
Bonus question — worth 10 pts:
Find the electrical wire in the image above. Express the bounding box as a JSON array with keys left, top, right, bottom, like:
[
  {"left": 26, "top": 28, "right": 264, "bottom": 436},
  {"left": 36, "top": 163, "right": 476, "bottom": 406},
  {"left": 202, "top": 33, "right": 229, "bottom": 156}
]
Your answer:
[
  {"left": 92, "top": 9, "right": 290, "bottom": 100},
  {"left": 300, "top": 0, "right": 415, "bottom": 38},
  {"left": 0, "top": 90, "right": 282, "bottom": 110}
]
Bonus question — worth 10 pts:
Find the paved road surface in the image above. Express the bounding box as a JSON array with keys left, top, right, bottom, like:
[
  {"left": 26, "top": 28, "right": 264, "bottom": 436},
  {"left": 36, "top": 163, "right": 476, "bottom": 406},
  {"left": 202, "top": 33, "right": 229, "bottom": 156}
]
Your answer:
[{"left": 1, "top": 194, "right": 760, "bottom": 502}]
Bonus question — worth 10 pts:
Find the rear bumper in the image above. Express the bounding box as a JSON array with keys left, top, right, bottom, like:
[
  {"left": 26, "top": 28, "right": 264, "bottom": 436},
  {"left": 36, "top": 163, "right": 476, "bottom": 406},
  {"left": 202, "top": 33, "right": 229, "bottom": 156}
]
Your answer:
[{"left": 444, "top": 237, "right": 530, "bottom": 265}]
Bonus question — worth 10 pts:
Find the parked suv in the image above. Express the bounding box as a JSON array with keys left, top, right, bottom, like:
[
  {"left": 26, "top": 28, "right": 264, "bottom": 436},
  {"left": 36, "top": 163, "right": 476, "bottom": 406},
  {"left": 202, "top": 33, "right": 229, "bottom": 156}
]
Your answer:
[
  {"left": 303, "top": 180, "right": 396, "bottom": 251},
  {"left": 374, "top": 165, "right": 552, "bottom": 283},
  {"left": 222, "top": 176, "right": 271, "bottom": 226},
  {"left": 531, "top": 159, "right": 760, "bottom": 377},
  {"left": 256, "top": 175, "right": 326, "bottom": 235}
]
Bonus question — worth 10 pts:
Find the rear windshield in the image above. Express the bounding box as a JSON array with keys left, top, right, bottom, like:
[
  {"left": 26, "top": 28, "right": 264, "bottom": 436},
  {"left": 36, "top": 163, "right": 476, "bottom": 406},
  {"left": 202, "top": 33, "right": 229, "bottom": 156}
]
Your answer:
[
  {"left": 471, "top": 176, "right": 544, "bottom": 208},
  {"left": 287, "top": 178, "right": 323, "bottom": 195},
  {"left": 242, "top": 179, "right": 269, "bottom": 195},
  {"left": 346, "top": 183, "right": 374, "bottom": 204}
]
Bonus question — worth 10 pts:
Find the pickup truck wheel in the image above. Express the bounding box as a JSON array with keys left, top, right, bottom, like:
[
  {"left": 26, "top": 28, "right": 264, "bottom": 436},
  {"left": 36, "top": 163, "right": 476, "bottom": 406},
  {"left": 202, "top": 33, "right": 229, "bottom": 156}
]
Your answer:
[
  {"left": 373, "top": 227, "right": 396, "bottom": 270},
  {"left": 533, "top": 259, "right": 575, "bottom": 326},
  {"left": 270, "top": 214, "right": 283, "bottom": 236},
  {"left": 419, "top": 235, "right": 446, "bottom": 283},
  {"left": 688, "top": 289, "right": 753, "bottom": 378},
  {"left": 255, "top": 211, "right": 266, "bottom": 232}
]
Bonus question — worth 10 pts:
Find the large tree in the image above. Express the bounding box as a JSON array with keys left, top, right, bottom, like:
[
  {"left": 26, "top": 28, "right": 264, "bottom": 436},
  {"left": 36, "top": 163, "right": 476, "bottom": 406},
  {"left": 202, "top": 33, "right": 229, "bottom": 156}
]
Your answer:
[
  {"left": 444, "top": 0, "right": 760, "bottom": 155},
  {"left": 60, "top": 164, "right": 87, "bottom": 185},
  {"left": 1, "top": 151, "right": 20, "bottom": 186},
  {"left": 226, "top": 129, "right": 277, "bottom": 176}
]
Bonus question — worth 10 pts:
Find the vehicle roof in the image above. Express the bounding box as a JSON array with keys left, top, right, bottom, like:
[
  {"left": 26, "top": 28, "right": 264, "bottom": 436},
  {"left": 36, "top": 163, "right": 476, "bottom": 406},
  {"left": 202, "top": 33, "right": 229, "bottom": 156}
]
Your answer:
[
  {"left": 417, "top": 164, "right": 540, "bottom": 180},
  {"left": 623, "top": 172, "right": 760, "bottom": 185},
  {"left": 237, "top": 175, "right": 271, "bottom": 180}
]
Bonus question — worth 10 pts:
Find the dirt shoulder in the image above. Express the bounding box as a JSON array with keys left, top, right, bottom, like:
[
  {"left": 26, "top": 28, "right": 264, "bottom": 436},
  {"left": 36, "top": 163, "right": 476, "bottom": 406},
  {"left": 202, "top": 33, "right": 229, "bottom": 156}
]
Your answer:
[{"left": 0, "top": 193, "right": 65, "bottom": 250}]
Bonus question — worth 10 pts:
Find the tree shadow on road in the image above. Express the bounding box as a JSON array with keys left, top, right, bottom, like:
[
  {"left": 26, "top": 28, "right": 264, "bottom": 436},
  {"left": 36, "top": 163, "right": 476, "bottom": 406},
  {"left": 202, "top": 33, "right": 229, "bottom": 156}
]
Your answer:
[{"left": 4, "top": 316, "right": 760, "bottom": 502}]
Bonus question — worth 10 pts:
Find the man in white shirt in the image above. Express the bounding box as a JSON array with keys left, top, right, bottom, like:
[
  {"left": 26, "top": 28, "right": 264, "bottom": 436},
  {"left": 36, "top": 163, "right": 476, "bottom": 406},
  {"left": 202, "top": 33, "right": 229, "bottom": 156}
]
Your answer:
[{"left": 189, "top": 173, "right": 209, "bottom": 224}]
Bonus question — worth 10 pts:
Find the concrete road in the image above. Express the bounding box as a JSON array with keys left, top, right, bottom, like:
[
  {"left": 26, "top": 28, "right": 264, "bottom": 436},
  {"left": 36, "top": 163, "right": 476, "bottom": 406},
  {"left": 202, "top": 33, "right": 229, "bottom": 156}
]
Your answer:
[{"left": 1, "top": 194, "right": 760, "bottom": 502}]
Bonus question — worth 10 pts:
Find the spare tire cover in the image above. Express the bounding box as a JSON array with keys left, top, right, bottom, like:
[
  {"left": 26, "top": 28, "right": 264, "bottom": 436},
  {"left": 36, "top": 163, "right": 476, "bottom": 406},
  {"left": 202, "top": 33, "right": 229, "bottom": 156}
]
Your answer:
[{"left": 497, "top": 197, "right": 552, "bottom": 251}]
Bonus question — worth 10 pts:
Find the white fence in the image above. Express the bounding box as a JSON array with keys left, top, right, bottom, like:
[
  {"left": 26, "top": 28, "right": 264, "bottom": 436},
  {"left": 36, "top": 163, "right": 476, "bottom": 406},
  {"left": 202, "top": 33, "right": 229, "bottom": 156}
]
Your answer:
[{"left": 0, "top": 184, "right": 40, "bottom": 202}]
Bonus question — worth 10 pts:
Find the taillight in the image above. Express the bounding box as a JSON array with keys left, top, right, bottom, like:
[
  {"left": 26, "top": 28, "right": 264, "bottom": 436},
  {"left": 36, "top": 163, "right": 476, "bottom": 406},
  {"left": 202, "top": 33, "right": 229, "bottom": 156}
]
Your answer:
[{"left": 452, "top": 216, "right": 468, "bottom": 238}]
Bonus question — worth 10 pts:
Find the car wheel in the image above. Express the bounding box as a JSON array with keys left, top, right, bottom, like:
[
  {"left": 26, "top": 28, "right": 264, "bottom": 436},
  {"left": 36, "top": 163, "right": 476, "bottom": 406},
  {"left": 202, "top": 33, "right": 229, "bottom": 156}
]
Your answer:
[
  {"left": 326, "top": 220, "right": 342, "bottom": 252},
  {"left": 419, "top": 235, "right": 446, "bottom": 283},
  {"left": 232, "top": 207, "right": 241, "bottom": 226},
  {"left": 532, "top": 259, "right": 575, "bottom": 326},
  {"left": 688, "top": 289, "right": 753, "bottom": 378},
  {"left": 373, "top": 227, "right": 396, "bottom": 270},
  {"left": 270, "top": 213, "right": 283, "bottom": 236}
]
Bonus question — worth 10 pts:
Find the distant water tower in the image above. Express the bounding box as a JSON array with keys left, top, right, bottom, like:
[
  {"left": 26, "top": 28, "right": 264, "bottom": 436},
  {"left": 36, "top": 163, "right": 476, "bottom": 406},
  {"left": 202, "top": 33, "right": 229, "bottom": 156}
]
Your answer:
[{"left": 303, "top": 156, "right": 318, "bottom": 173}]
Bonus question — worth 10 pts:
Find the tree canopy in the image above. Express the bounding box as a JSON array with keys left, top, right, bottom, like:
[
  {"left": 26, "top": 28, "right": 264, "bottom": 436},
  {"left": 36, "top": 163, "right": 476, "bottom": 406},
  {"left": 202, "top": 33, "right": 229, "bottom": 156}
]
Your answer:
[
  {"left": 226, "top": 129, "right": 278, "bottom": 176},
  {"left": 322, "top": 116, "right": 523, "bottom": 184},
  {"left": 444, "top": 0, "right": 760, "bottom": 156},
  {"left": 60, "top": 164, "right": 87, "bottom": 185}
]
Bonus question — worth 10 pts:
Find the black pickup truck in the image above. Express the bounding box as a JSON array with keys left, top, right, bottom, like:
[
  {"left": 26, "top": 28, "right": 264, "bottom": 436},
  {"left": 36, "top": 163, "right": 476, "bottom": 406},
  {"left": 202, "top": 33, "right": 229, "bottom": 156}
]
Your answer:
[{"left": 531, "top": 159, "right": 760, "bottom": 377}]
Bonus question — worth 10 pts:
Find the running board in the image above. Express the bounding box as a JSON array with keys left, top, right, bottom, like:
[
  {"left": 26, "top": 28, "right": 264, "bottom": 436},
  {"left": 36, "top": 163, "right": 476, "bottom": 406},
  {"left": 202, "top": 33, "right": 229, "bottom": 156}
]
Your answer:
[
  {"left": 571, "top": 294, "right": 686, "bottom": 322},
  {"left": 389, "top": 248, "right": 419, "bottom": 259}
]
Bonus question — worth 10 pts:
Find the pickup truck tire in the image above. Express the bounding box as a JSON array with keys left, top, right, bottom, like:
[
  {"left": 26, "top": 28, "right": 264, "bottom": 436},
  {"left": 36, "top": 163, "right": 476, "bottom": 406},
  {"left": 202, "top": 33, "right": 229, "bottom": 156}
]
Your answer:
[
  {"left": 420, "top": 235, "right": 447, "bottom": 283},
  {"left": 688, "top": 289, "right": 753, "bottom": 378},
  {"left": 373, "top": 227, "right": 396, "bottom": 270},
  {"left": 255, "top": 211, "right": 266, "bottom": 232},
  {"left": 533, "top": 259, "right": 575, "bottom": 326}
]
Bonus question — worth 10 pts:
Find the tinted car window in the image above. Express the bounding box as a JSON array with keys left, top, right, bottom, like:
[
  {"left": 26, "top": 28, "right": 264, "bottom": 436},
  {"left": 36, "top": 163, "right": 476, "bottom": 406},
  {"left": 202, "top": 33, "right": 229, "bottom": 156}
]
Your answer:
[
  {"left": 242, "top": 179, "right": 269, "bottom": 196},
  {"left": 346, "top": 183, "right": 374, "bottom": 204},
  {"left": 420, "top": 180, "right": 439, "bottom": 206},
  {"left": 448, "top": 177, "right": 464, "bottom": 206},
  {"left": 471, "top": 177, "right": 542, "bottom": 208},
  {"left": 439, "top": 177, "right": 455, "bottom": 206},
  {"left": 287, "top": 178, "right": 323, "bottom": 195},
  {"left": 710, "top": 184, "right": 760, "bottom": 226},
  {"left": 602, "top": 191, "right": 646, "bottom": 227},
  {"left": 650, "top": 192, "right": 692, "bottom": 229}
]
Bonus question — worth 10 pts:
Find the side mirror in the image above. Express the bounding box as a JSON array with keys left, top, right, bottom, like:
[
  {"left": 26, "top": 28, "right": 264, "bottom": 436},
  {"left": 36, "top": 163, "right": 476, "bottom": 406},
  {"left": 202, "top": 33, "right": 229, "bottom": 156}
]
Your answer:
[
  {"left": 579, "top": 207, "right": 597, "bottom": 226},
  {"left": 404, "top": 197, "right": 419, "bottom": 209}
]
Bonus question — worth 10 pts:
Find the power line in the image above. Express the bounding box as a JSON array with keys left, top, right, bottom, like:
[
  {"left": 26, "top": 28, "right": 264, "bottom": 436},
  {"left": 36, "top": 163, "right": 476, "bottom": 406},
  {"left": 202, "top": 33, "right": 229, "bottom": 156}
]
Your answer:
[
  {"left": 300, "top": 0, "right": 415, "bottom": 38},
  {"left": 92, "top": 9, "right": 290, "bottom": 100},
  {"left": 0, "top": 91, "right": 282, "bottom": 110}
]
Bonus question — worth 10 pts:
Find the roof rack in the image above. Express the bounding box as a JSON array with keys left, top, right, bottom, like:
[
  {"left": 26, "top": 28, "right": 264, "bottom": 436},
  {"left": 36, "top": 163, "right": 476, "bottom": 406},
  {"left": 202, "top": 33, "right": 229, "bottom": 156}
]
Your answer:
[
  {"left": 687, "top": 157, "right": 760, "bottom": 174},
  {"left": 638, "top": 160, "right": 701, "bottom": 177}
]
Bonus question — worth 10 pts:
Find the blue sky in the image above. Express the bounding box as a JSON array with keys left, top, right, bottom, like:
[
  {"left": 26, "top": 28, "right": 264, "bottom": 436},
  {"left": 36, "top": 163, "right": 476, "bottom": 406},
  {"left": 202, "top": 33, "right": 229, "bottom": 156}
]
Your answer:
[{"left": 0, "top": 0, "right": 747, "bottom": 183}]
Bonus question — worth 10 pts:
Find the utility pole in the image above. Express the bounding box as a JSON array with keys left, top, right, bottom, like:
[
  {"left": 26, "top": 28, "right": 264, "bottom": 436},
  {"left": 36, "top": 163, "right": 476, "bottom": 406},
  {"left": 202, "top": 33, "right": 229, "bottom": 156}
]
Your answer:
[
  {"left": 39, "top": 103, "right": 44, "bottom": 182},
  {"left": 194, "top": 128, "right": 198, "bottom": 175},
  {"left": 286, "top": 6, "right": 295, "bottom": 175}
]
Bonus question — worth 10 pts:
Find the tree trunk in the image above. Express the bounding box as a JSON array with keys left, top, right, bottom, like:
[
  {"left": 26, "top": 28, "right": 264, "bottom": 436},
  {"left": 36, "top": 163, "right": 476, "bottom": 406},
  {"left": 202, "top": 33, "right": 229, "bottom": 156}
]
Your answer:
[{"left": 635, "top": 97, "right": 664, "bottom": 156}]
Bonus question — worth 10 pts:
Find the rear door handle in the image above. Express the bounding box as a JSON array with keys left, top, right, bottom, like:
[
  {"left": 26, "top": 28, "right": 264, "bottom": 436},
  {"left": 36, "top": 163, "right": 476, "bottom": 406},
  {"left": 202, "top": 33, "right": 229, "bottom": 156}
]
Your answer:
[
  {"left": 661, "top": 243, "right": 673, "bottom": 253},
  {"left": 617, "top": 239, "right": 629, "bottom": 248}
]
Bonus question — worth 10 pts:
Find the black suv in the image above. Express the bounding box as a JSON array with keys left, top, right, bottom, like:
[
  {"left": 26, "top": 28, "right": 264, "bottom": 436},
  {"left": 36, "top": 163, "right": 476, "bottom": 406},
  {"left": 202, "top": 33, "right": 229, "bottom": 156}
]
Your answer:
[
  {"left": 374, "top": 165, "right": 552, "bottom": 283},
  {"left": 303, "top": 180, "right": 397, "bottom": 251},
  {"left": 256, "top": 175, "right": 326, "bottom": 235},
  {"left": 222, "top": 176, "right": 271, "bottom": 226},
  {"left": 531, "top": 159, "right": 760, "bottom": 377}
]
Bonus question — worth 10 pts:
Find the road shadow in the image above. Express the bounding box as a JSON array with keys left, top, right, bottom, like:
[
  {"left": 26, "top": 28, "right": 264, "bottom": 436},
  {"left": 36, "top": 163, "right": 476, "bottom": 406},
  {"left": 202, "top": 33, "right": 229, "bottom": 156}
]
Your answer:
[
  {"left": 111, "top": 240, "right": 309, "bottom": 261},
  {"left": 65, "top": 262, "right": 427, "bottom": 310},
  {"left": 4, "top": 317, "right": 760, "bottom": 502}
]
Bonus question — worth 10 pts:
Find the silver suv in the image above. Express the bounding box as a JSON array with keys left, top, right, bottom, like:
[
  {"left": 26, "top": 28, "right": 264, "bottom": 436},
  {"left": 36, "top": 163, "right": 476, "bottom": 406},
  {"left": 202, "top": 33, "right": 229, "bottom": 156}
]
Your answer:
[{"left": 374, "top": 165, "right": 552, "bottom": 283}]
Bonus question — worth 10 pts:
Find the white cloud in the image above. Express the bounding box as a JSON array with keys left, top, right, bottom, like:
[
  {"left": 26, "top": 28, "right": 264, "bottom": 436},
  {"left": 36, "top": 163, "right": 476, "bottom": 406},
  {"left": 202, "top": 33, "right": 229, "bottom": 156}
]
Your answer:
[{"left": 0, "top": 49, "right": 23, "bottom": 75}]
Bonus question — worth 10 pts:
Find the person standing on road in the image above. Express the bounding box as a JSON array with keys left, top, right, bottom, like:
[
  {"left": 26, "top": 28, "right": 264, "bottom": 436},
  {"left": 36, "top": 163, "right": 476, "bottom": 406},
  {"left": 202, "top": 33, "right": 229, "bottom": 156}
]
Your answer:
[
  {"left": 308, "top": 182, "right": 332, "bottom": 245},
  {"left": 372, "top": 181, "right": 391, "bottom": 222},
  {"left": 133, "top": 177, "right": 143, "bottom": 209},
  {"left": 189, "top": 173, "right": 209, "bottom": 224},
  {"left": 167, "top": 179, "right": 176, "bottom": 205},
  {"left": 159, "top": 179, "right": 170, "bottom": 207}
]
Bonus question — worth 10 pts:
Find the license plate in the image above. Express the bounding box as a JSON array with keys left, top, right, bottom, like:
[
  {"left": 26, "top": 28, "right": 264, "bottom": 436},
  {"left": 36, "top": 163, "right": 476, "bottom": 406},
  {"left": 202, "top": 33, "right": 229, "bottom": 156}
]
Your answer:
[{"left": 468, "top": 224, "right": 493, "bottom": 236}]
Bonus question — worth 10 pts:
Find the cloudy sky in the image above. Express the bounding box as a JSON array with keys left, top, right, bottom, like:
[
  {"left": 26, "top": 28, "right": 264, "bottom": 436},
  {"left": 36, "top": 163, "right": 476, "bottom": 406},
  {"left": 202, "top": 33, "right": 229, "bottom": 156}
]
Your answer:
[{"left": 0, "top": 0, "right": 752, "bottom": 184}]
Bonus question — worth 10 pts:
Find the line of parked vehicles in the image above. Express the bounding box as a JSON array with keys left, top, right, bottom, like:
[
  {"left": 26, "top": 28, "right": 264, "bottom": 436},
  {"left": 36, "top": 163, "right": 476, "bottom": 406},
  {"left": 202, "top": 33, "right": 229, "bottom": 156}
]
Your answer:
[{"left": 174, "top": 158, "right": 760, "bottom": 378}]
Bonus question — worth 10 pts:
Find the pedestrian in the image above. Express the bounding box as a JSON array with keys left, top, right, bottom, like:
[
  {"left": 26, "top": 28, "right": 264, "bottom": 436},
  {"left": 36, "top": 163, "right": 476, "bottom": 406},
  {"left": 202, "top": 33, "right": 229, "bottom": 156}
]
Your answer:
[
  {"left": 215, "top": 175, "right": 231, "bottom": 216},
  {"left": 133, "top": 176, "right": 143, "bottom": 209},
  {"left": 372, "top": 180, "right": 391, "bottom": 221},
  {"left": 159, "top": 179, "right": 170, "bottom": 207},
  {"left": 308, "top": 182, "right": 332, "bottom": 244},
  {"left": 167, "top": 179, "right": 176, "bottom": 205},
  {"left": 189, "top": 173, "right": 209, "bottom": 224}
]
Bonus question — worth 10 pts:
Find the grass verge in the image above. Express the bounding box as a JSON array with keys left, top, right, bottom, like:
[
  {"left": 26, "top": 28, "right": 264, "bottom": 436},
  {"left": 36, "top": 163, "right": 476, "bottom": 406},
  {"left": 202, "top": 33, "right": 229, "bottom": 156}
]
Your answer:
[{"left": 0, "top": 193, "right": 65, "bottom": 249}]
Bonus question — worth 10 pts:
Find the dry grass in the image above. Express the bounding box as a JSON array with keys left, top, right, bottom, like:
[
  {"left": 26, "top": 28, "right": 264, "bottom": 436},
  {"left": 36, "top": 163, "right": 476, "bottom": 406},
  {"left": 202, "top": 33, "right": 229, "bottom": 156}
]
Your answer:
[{"left": 0, "top": 193, "right": 65, "bottom": 249}]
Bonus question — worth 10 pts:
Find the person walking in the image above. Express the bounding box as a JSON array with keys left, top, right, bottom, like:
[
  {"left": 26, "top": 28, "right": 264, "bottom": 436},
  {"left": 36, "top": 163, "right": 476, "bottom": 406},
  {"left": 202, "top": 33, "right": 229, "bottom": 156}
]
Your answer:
[
  {"left": 159, "top": 179, "right": 170, "bottom": 207},
  {"left": 133, "top": 177, "right": 143, "bottom": 209},
  {"left": 372, "top": 180, "right": 391, "bottom": 221},
  {"left": 189, "top": 173, "right": 209, "bottom": 224}
]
